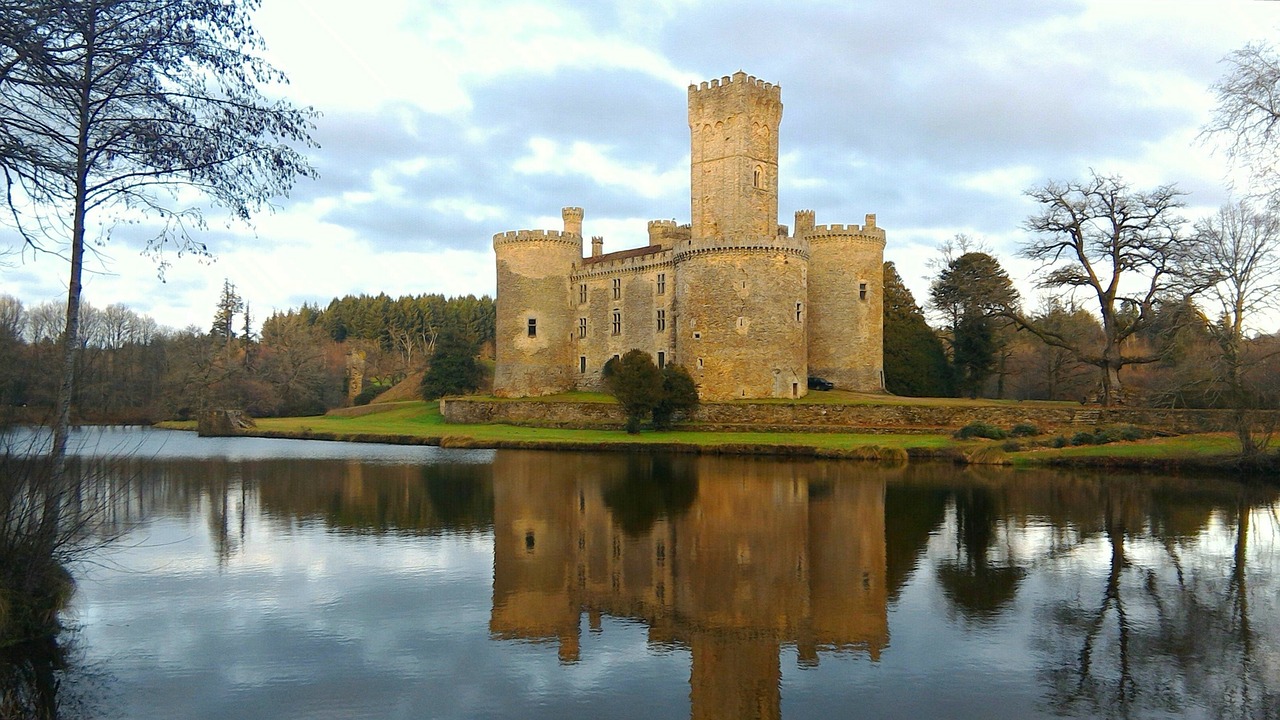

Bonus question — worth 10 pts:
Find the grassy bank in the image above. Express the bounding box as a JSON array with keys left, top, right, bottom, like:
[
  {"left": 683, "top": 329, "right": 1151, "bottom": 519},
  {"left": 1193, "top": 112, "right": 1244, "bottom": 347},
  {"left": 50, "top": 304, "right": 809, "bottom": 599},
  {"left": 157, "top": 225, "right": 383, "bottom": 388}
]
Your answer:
[{"left": 158, "top": 400, "right": 1270, "bottom": 472}]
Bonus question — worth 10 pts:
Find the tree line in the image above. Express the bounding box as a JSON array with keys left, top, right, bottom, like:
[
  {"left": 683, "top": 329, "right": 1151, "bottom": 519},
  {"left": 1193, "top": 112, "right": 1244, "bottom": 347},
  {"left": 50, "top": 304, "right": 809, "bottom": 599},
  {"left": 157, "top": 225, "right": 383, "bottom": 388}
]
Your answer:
[{"left": 0, "top": 285, "right": 496, "bottom": 423}]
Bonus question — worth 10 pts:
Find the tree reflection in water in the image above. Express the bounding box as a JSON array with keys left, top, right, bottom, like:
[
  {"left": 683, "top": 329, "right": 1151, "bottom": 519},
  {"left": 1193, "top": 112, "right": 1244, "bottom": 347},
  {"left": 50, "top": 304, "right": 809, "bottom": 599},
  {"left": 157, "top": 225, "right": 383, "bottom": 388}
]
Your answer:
[
  {"left": 15, "top": 440, "right": 1280, "bottom": 719},
  {"left": 1018, "top": 476, "right": 1278, "bottom": 718}
]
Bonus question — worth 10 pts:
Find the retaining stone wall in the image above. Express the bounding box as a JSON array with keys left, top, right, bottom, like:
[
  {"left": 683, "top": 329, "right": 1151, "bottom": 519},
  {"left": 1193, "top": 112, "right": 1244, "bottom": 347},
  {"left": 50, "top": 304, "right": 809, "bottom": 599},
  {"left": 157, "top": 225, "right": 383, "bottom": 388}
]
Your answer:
[{"left": 441, "top": 398, "right": 1272, "bottom": 434}]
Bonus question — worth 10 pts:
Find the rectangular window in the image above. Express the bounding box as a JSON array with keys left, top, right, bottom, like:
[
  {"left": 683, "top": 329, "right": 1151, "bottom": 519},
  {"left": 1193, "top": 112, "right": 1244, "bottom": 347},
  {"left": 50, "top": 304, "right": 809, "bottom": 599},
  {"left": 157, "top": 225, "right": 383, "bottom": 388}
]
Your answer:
[
  {"left": 657, "top": 309, "right": 666, "bottom": 332},
  {"left": 859, "top": 282, "right": 868, "bottom": 301},
  {"left": 612, "top": 310, "right": 621, "bottom": 335},
  {"left": 657, "top": 273, "right": 666, "bottom": 295},
  {"left": 579, "top": 283, "right": 587, "bottom": 304},
  {"left": 527, "top": 318, "right": 537, "bottom": 337},
  {"left": 657, "top": 351, "right": 665, "bottom": 369},
  {"left": 578, "top": 317, "right": 587, "bottom": 338},
  {"left": 612, "top": 278, "right": 621, "bottom": 300},
  {"left": 696, "top": 357, "right": 703, "bottom": 369},
  {"left": 796, "top": 302, "right": 803, "bottom": 322},
  {"left": 579, "top": 356, "right": 587, "bottom": 374}
]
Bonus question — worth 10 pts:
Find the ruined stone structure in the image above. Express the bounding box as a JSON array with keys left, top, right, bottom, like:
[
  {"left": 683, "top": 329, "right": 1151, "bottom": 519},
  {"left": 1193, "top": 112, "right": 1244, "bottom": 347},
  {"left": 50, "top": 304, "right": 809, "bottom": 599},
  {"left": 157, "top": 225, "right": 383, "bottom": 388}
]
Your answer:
[{"left": 493, "top": 72, "right": 886, "bottom": 401}]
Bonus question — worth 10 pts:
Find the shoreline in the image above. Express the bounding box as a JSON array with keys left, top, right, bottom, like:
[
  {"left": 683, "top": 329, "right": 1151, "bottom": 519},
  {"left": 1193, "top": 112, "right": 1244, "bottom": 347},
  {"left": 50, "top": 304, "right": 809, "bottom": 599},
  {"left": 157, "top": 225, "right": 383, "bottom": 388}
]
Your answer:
[{"left": 162, "top": 399, "right": 1278, "bottom": 476}]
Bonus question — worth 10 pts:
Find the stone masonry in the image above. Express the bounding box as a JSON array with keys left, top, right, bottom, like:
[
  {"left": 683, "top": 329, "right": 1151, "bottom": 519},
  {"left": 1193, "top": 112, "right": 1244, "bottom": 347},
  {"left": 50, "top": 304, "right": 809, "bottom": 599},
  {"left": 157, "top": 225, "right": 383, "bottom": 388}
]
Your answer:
[{"left": 492, "top": 72, "right": 886, "bottom": 401}]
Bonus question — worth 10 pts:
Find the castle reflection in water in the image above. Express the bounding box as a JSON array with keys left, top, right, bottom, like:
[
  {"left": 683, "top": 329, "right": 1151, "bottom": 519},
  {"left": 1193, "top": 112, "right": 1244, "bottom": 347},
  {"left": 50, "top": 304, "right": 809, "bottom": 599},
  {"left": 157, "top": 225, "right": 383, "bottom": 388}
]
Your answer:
[{"left": 489, "top": 452, "right": 889, "bottom": 718}]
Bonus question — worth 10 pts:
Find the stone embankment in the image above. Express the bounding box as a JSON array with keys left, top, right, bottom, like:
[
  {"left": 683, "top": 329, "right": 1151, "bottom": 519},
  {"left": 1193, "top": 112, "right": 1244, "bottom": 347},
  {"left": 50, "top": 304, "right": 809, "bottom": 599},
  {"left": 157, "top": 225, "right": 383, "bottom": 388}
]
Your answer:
[{"left": 439, "top": 397, "right": 1261, "bottom": 435}]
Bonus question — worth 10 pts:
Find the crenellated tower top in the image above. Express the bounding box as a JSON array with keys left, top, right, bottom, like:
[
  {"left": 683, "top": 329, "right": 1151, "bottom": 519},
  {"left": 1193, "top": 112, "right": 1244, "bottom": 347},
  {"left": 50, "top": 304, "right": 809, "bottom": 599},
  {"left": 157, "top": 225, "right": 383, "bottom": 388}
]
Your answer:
[{"left": 688, "top": 71, "right": 782, "bottom": 241}]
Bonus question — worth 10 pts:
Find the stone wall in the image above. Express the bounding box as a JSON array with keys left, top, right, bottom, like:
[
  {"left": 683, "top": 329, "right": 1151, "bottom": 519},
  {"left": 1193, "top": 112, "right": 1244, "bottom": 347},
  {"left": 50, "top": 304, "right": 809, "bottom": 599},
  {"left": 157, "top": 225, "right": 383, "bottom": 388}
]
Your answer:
[{"left": 441, "top": 397, "right": 1273, "bottom": 435}]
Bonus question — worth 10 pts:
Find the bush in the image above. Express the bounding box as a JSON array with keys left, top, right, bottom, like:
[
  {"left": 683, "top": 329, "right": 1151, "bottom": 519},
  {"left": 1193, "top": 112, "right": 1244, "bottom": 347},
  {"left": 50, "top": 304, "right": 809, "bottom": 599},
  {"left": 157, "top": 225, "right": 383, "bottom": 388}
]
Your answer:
[
  {"left": 604, "top": 350, "right": 664, "bottom": 434},
  {"left": 955, "top": 422, "right": 1007, "bottom": 440},
  {"left": 1052, "top": 436, "right": 1068, "bottom": 448},
  {"left": 1010, "top": 423, "right": 1040, "bottom": 438},
  {"left": 352, "top": 385, "right": 389, "bottom": 406}
]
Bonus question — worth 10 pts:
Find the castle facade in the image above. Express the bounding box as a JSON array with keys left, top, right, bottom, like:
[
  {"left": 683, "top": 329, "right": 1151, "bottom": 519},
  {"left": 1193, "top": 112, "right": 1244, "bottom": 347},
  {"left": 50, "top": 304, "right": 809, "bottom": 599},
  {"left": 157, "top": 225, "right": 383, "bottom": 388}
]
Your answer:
[{"left": 492, "top": 72, "right": 886, "bottom": 401}]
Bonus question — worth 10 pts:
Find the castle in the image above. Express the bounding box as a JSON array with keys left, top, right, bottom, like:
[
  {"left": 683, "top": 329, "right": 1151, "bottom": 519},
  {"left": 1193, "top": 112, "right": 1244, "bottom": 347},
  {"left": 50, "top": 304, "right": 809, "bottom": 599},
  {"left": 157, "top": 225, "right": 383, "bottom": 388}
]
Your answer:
[{"left": 493, "top": 72, "right": 886, "bottom": 401}]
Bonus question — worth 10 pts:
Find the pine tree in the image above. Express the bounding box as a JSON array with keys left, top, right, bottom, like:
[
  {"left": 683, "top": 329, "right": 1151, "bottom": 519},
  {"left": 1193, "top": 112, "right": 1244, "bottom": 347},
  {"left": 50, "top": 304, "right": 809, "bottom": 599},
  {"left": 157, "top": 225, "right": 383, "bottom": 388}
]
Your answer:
[{"left": 883, "top": 262, "right": 953, "bottom": 397}]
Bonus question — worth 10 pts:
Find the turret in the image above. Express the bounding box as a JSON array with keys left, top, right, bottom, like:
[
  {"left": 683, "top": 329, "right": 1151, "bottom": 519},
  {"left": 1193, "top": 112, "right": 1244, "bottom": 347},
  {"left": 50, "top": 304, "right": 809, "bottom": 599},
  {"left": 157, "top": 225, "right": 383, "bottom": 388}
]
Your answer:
[
  {"left": 794, "top": 210, "right": 815, "bottom": 236},
  {"left": 806, "top": 213, "right": 887, "bottom": 391},
  {"left": 492, "top": 220, "right": 584, "bottom": 397},
  {"left": 562, "top": 206, "right": 583, "bottom": 236}
]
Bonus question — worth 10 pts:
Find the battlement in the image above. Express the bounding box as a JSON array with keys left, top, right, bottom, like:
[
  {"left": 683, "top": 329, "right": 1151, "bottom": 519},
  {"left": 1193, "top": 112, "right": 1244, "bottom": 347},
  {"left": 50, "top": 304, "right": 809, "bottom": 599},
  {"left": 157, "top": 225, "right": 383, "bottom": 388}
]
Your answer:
[
  {"left": 804, "top": 215, "right": 885, "bottom": 242},
  {"left": 689, "top": 71, "right": 781, "bottom": 100},
  {"left": 493, "top": 229, "right": 584, "bottom": 250},
  {"left": 673, "top": 234, "right": 809, "bottom": 263}
]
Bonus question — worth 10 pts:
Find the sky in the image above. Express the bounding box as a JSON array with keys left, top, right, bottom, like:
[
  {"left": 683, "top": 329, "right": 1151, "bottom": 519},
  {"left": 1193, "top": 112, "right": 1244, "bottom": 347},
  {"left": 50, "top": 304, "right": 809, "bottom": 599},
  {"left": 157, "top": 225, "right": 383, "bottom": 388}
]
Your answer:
[{"left": 2, "top": 0, "right": 1279, "bottom": 333}]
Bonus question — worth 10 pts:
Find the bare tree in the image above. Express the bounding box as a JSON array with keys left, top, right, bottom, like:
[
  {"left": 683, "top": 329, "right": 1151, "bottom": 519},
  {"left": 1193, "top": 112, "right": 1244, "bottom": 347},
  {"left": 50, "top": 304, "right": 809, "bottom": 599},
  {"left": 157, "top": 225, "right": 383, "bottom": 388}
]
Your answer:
[
  {"left": 1203, "top": 41, "right": 1280, "bottom": 199},
  {"left": 0, "top": 0, "right": 317, "bottom": 464},
  {"left": 1192, "top": 199, "right": 1280, "bottom": 461},
  {"left": 1015, "top": 172, "right": 1198, "bottom": 405}
]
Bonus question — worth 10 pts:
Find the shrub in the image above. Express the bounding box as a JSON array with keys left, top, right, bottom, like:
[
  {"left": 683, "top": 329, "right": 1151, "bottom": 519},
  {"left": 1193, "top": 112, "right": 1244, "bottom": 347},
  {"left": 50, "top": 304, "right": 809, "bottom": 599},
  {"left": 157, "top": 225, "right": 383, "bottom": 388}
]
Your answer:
[
  {"left": 955, "top": 422, "right": 1007, "bottom": 440},
  {"left": 1010, "top": 423, "right": 1040, "bottom": 438},
  {"left": 652, "top": 364, "right": 699, "bottom": 430},
  {"left": 604, "top": 350, "right": 664, "bottom": 434},
  {"left": 352, "top": 385, "right": 388, "bottom": 406},
  {"left": 1052, "top": 436, "right": 1068, "bottom": 448}
]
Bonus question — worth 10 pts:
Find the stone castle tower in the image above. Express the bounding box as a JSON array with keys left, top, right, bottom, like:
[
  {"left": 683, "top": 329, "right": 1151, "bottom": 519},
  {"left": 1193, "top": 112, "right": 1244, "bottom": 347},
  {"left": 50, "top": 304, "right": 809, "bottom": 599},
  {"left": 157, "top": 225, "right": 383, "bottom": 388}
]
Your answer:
[{"left": 492, "top": 72, "right": 885, "bottom": 401}]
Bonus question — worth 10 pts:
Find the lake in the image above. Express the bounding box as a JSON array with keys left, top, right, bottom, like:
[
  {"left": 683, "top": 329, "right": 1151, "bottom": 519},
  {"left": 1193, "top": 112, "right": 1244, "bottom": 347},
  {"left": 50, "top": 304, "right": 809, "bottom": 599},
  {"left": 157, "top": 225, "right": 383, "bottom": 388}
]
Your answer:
[{"left": 8, "top": 427, "right": 1280, "bottom": 719}]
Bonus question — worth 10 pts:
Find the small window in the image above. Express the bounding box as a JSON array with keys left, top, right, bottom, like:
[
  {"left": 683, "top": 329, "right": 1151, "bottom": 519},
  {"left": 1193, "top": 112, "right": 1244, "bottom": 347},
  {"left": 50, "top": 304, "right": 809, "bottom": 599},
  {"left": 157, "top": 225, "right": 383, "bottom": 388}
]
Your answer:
[
  {"left": 527, "top": 318, "right": 537, "bottom": 337},
  {"left": 693, "top": 331, "right": 701, "bottom": 340},
  {"left": 657, "top": 351, "right": 665, "bottom": 369},
  {"left": 796, "top": 302, "right": 803, "bottom": 322},
  {"left": 657, "top": 273, "right": 666, "bottom": 295},
  {"left": 753, "top": 166, "right": 762, "bottom": 188},
  {"left": 578, "top": 317, "right": 586, "bottom": 338},
  {"left": 612, "top": 310, "right": 621, "bottom": 335},
  {"left": 859, "top": 282, "right": 868, "bottom": 301},
  {"left": 579, "top": 283, "right": 587, "bottom": 304},
  {"left": 657, "top": 309, "right": 666, "bottom": 332},
  {"left": 579, "top": 356, "right": 587, "bottom": 373},
  {"left": 737, "top": 316, "right": 745, "bottom": 328},
  {"left": 696, "top": 357, "right": 704, "bottom": 369},
  {"left": 612, "top": 278, "right": 621, "bottom": 300}
]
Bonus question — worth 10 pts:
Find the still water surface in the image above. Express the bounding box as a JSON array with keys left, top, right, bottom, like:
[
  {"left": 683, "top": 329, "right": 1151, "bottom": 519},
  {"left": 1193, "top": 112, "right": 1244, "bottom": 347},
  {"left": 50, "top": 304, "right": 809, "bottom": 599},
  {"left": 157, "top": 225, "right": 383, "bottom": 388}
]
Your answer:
[{"left": 30, "top": 428, "right": 1280, "bottom": 718}]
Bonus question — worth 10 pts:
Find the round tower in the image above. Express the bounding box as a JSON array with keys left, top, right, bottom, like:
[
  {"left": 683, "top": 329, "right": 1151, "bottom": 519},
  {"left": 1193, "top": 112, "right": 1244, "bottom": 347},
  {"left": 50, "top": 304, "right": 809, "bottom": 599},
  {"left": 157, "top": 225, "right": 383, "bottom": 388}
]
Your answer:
[
  {"left": 492, "top": 208, "right": 584, "bottom": 397},
  {"left": 673, "top": 237, "right": 809, "bottom": 401},
  {"left": 804, "top": 214, "right": 886, "bottom": 391}
]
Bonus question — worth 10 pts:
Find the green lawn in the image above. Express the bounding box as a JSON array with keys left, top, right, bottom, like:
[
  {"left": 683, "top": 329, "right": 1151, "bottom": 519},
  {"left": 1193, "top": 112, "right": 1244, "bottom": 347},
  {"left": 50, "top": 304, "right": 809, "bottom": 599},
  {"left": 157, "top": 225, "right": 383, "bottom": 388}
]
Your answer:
[
  {"left": 245, "top": 401, "right": 954, "bottom": 452},
  {"left": 160, "top": 399, "right": 1268, "bottom": 471}
]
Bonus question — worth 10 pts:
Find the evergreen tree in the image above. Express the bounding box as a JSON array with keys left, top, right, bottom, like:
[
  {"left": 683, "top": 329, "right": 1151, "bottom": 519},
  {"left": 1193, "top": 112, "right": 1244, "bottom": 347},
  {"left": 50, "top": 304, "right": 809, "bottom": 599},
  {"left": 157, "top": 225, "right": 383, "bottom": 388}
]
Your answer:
[
  {"left": 211, "top": 279, "right": 243, "bottom": 355},
  {"left": 930, "top": 252, "right": 1019, "bottom": 398},
  {"left": 419, "top": 324, "right": 481, "bottom": 400},
  {"left": 604, "top": 350, "right": 664, "bottom": 434},
  {"left": 652, "top": 364, "right": 698, "bottom": 430},
  {"left": 883, "top": 263, "right": 953, "bottom": 397}
]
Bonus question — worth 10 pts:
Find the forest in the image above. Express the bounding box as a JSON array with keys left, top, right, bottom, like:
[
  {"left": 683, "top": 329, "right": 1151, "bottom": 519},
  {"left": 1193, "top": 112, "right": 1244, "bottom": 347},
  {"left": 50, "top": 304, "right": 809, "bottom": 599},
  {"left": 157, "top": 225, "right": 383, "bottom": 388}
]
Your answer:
[{"left": 0, "top": 285, "right": 496, "bottom": 423}]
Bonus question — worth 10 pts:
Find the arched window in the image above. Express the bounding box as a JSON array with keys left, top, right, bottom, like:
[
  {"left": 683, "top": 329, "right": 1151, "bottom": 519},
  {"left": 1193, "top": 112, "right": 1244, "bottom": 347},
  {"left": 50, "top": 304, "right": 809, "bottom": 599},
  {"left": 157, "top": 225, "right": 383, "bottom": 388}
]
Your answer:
[{"left": 753, "top": 166, "right": 762, "bottom": 188}]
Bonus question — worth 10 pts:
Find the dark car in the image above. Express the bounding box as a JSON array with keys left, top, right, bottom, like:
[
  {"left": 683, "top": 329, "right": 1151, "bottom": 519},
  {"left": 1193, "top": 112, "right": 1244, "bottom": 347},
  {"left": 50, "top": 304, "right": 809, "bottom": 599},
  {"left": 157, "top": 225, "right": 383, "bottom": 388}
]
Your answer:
[{"left": 807, "top": 376, "right": 833, "bottom": 391}]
